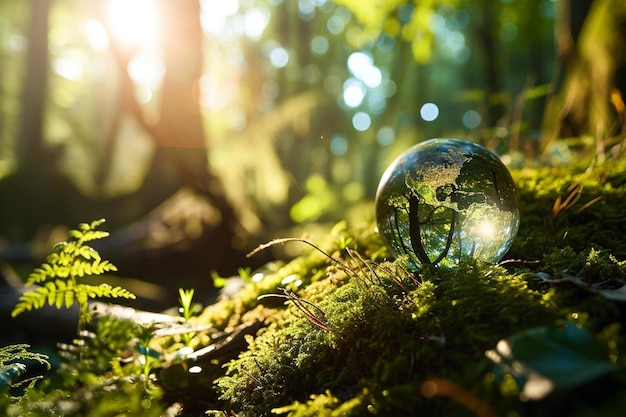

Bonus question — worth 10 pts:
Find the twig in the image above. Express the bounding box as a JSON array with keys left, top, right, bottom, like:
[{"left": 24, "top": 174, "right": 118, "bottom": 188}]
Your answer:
[{"left": 421, "top": 378, "right": 499, "bottom": 417}]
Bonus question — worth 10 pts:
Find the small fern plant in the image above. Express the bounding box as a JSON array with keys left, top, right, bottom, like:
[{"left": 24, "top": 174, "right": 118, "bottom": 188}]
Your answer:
[{"left": 11, "top": 219, "right": 136, "bottom": 329}]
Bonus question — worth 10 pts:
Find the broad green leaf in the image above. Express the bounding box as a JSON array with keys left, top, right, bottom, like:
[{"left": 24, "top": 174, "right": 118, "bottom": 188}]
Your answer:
[{"left": 486, "top": 324, "right": 618, "bottom": 400}]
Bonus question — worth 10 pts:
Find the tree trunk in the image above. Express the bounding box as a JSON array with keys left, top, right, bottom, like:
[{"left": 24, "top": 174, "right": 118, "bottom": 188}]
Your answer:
[
  {"left": 543, "top": 0, "right": 626, "bottom": 151},
  {"left": 102, "top": 0, "right": 248, "bottom": 301},
  {"left": 16, "top": 0, "right": 50, "bottom": 166},
  {"left": 0, "top": 0, "right": 85, "bottom": 241}
]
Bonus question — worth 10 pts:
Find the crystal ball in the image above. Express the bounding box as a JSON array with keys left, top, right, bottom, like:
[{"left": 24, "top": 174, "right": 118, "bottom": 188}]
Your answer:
[{"left": 375, "top": 138, "right": 519, "bottom": 269}]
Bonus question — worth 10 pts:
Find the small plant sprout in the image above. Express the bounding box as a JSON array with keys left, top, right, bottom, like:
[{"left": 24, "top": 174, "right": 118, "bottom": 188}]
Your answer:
[
  {"left": 11, "top": 219, "right": 136, "bottom": 333},
  {"left": 135, "top": 323, "right": 161, "bottom": 377},
  {"left": 178, "top": 288, "right": 196, "bottom": 344},
  {"left": 178, "top": 288, "right": 195, "bottom": 321}
]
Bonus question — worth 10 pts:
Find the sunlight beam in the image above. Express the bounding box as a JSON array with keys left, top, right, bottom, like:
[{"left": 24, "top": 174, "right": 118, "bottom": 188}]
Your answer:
[{"left": 107, "top": 0, "right": 159, "bottom": 49}]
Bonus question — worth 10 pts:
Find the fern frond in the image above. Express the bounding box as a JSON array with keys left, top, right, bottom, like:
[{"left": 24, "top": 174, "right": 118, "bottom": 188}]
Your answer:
[
  {"left": 25, "top": 265, "right": 53, "bottom": 284},
  {"left": 79, "top": 230, "right": 110, "bottom": 243},
  {"left": 0, "top": 344, "right": 49, "bottom": 368},
  {"left": 71, "top": 259, "right": 117, "bottom": 277},
  {"left": 79, "top": 284, "right": 136, "bottom": 300},
  {"left": 12, "top": 286, "right": 51, "bottom": 317},
  {"left": 78, "top": 245, "right": 101, "bottom": 261},
  {"left": 11, "top": 219, "right": 135, "bottom": 322}
]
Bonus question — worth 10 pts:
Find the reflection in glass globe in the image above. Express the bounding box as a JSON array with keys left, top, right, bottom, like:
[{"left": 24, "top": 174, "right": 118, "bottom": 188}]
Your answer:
[{"left": 375, "top": 138, "right": 520, "bottom": 269}]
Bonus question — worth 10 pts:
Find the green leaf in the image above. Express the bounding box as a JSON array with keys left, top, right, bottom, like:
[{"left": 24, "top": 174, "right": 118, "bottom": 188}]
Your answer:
[
  {"left": 76, "top": 289, "right": 88, "bottom": 306},
  {"left": 486, "top": 324, "right": 618, "bottom": 400},
  {"left": 64, "top": 288, "right": 74, "bottom": 309},
  {"left": 45, "top": 282, "right": 56, "bottom": 306},
  {"left": 523, "top": 83, "right": 553, "bottom": 100}
]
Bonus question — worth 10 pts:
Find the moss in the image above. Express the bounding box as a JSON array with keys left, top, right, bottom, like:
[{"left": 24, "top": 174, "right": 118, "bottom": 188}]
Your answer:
[
  {"left": 214, "top": 254, "right": 587, "bottom": 415},
  {"left": 510, "top": 164, "right": 626, "bottom": 260},
  {"left": 206, "top": 161, "right": 626, "bottom": 416}
]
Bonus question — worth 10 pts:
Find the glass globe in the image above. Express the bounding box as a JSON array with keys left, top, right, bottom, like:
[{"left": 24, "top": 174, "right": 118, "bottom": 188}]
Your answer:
[{"left": 375, "top": 138, "right": 519, "bottom": 269}]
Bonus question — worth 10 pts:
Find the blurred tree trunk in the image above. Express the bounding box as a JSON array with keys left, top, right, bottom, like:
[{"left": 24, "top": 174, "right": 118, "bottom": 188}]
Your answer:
[
  {"left": 16, "top": 0, "right": 49, "bottom": 166},
  {"left": 0, "top": 1, "right": 252, "bottom": 307},
  {"left": 477, "top": 1, "right": 506, "bottom": 127},
  {"left": 543, "top": 0, "right": 626, "bottom": 152},
  {"left": 0, "top": 0, "right": 84, "bottom": 241},
  {"left": 101, "top": 0, "right": 248, "bottom": 297}
]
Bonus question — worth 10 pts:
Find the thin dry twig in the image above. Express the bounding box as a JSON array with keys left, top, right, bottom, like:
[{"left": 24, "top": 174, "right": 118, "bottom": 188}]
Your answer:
[
  {"left": 247, "top": 237, "right": 357, "bottom": 278},
  {"left": 258, "top": 289, "right": 331, "bottom": 332}
]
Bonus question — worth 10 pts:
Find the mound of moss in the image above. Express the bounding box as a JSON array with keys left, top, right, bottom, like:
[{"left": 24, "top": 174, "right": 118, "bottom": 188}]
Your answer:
[
  {"left": 4, "top": 159, "right": 626, "bottom": 417},
  {"left": 197, "top": 161, "right": 626, "bottom": 416}
]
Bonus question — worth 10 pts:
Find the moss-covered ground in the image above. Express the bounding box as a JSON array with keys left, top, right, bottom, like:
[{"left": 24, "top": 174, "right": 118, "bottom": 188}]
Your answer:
[
  {"left": 198, "top": 157, "right": 626, "bottom": 416},
  {"left": 4, "top": 156, "right": 626, "bottom": 416}
]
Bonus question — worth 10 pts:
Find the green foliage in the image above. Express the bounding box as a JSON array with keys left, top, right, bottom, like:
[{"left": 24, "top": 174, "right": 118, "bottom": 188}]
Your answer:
[
  {"left": 11, "top": 219, "right": 136, "bottom": 324},
  {"left": 0, "top": 344, "right": 50, "bottom": 395},
  {"left": 5, "top": 312, "right": 167, "bottom": 416},
  {"left": 333, "top": 0, "right": 459, "bottom": 63},
  {"left": 15, "top": 373, "right": 164, "bottom": 417},
  {"left": 5, "top": 164, "right": 626, "bottom": 416}
]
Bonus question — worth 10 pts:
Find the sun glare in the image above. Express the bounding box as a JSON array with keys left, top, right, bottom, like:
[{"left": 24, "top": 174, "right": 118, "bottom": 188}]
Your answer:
[
  {"left": 85, "top": 19, "right": 109, "bottom": 50},
  {"left": 107, "top": 0, "right": 159, "bottom": 48}
]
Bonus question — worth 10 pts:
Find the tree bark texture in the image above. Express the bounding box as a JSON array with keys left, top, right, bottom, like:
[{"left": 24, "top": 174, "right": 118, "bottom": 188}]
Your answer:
[{"left": 544, "top": 0, "right": 626, "bottom": 148}]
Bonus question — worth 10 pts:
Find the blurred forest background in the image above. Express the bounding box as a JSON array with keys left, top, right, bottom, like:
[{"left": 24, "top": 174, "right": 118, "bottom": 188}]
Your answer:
[{"left": 0, "top": 0, "right": 624, "bottom": 307}]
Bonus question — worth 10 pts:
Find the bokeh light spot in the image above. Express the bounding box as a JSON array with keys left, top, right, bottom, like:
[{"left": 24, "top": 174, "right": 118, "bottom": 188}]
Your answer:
[
  {"left": 499, "top": 22, "right": 518, "bottom": 42},
  {"left": 352, "top": 112, "right": 371, "bottom": 131},
  {"left": 327, "top": 15, "right": 346, "bottom": 34},
  {"left": 128, "top": 53, "right": 166, "bottom": 83},
  {"left": 330, "top": 135, "right": 348, "bottom": 155},
  {"left": 311, "top": 36, "right": 329, "bottom": 55},
  {"left": 85, "top": 19, "right": 109, "bottom": 50},
  {"left": 420, "top": 103, "right": 439, "bottom": 122},
  {"left": 347, "top": 52, "right": 382, "bottom": 88},
  {"left": 52, "top": 58, "right": 83, "bottom": 81},
  {"left": 376, "top": 126, "right": 395, "bottom": 146},
  {"left": 244, "top": 8, "right": 268, "bottom": 40},
  {"left": 269, "top": 47, "right": 289, "bottom": 68},
  {"left": 343, "top": 78, "right": 366, "bottom": 108},
  {"left": 298, "top": 0, "right": 316, "bottom": 21},
  {"left": 462, "top": 110, "right": 481, "bottom": 128}
]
